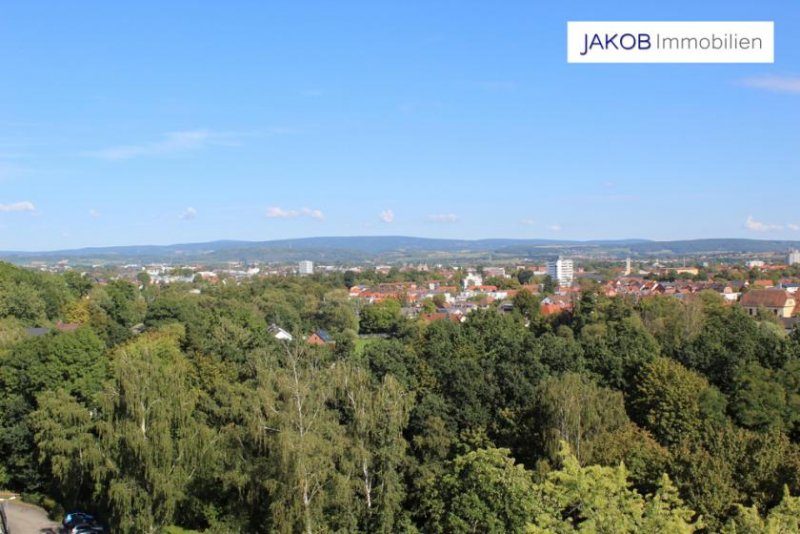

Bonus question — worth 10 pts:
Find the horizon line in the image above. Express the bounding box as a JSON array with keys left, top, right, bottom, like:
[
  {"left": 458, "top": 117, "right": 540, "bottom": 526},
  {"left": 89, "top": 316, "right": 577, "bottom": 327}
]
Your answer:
[{"left": 2, "top": 234, "right": 800, "bottom": 256}]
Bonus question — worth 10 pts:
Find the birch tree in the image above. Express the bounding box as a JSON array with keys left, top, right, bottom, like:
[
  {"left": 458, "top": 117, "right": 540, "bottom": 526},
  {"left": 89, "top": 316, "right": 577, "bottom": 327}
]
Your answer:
[{"left": 95, "top": 334, "right": 217, "bottom": 534}]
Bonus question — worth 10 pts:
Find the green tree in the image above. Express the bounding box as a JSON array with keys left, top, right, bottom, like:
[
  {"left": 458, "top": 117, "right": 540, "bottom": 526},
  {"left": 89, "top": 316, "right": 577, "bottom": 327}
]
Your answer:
[
  {"left": 669, "top": 423, "right": 800, "bottom": 530},
  {"left": 542, "top": 276, "right": 555, "bottom": 295},
  {"left": 343, "top": 270, "right": 357, "bottom": 289},
  {"left": 364, "top": 338, "right": 420, "bottom": 389},
  {"left": 0, "top": 281, "right": 47, "bottom": 324},
  {"left": 63, "top": 270, "right": 94, "bottom": 298},
  {"left": 0, "top": 328, "right": 106, "bottom": 492},
  {"left": 633, "top": 357, "right": 727, "bottom": 447},
  {"left": 316, "top": 290, "right": 358, "bottom": 333},
  {"left": 434, "top": 448, "right": 537, "bottom": 534},
  {"left": 359, "top": 299, "right": 403, "bottom": 335},
  {"left": 538, "top": 333, "right": 584, "bottom": 374},
  {"left": 680, "top": 301, "right": 761, "bottom": 392},
  {"left": 32, "top": 389, "right": 101, "bottom": 507},
  {"left": 722, "top": 488, "right": 800, "bottom": 533},
  {"left": 260, "top": 344, "right": 350, "bottom": 534},
  {"left": 579, "top": 315, "right": 660, "bottom": 393},
  {"left": 93, "top": 334, "right": 218, "bottom": 534},
  {"left": 730, "top": 360, "right": 800, "bottom": 435},
  {"left": 333, "top": 364, "right": 412, "bottom": 532},
  {"left": 517, "top": 270, "right": 535, "bottom": 286},
  {"left": 530, "top": 373, "right": 630, "bottom": 466},
  {"left": 638, "top": 295, "right": 704, "bottom": 359},
  {"left": 136, "top": 271, "right": 152, "bottom": 287},
  {"left": 589, "top": 422, "right": 670, "bottom": 495},
  {"left": 513, "top": 289, "right": 540, "bottom": 321},
  {"left": 528, "top": 444, "right": 700, "bottom": 533}
]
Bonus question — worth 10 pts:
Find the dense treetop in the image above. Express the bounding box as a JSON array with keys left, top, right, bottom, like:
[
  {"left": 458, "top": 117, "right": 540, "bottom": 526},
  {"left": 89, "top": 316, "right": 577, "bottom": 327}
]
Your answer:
[{"left": 1, "top": 261, "right": 800, "bottom": 533}]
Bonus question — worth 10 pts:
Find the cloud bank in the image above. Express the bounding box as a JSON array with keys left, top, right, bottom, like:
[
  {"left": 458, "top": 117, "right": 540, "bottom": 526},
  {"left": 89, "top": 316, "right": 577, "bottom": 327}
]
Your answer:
[
  {"left": 266, "top": 206, "right": 324, "bottom": 220},
  {"left": 0, "top": 201, "right": 35, "bottom": 212}
]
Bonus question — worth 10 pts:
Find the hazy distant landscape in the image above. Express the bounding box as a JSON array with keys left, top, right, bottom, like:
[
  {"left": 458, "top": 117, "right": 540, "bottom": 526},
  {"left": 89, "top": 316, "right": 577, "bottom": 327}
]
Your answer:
[{"left": 3, "top": 236, "right": 800, "bottom": 265}]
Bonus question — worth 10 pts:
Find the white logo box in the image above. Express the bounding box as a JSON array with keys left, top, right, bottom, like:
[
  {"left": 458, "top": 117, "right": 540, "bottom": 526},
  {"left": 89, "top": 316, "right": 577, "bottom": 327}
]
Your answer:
[{"left": 567, "top": 21, "right": 774, "bottom": 63}]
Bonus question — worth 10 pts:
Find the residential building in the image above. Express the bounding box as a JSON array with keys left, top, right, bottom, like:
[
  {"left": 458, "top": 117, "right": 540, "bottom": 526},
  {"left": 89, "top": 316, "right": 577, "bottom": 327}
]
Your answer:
[
  {"left": 747, "top": 260, "right": 765, "bottom": 269},
  {"left": 463, "top": 271, "right": 483, "bottom": 288},
  {"left": 789, "top": 250, "right": 800, "bottom": 266},
  {"left": 740, "top": 289, "right": 796, "bottom": 318},
  {"left": 546, "top": 256, "right": 574, "bottom": 287},
  {"left": 298, "top": 260, "right": 314, "bottom": 276},
  {"left": 268, "top": 324, "right": 293, "bottom": 341},
  {"left": 483, "top": 267, "right": 507, "bottom": 278},
  {"left": 307, "top": 329, "right": 334, "bottom": 346}
]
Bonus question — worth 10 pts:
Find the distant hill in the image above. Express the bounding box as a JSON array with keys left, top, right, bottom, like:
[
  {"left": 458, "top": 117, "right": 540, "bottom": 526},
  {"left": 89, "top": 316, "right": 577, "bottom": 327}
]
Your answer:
[
  {"left": 1, "top": 236, "right": 798, "bottom": 264},
  {"left": 0, "top": 236, "right": 648, "bottom": 260}
]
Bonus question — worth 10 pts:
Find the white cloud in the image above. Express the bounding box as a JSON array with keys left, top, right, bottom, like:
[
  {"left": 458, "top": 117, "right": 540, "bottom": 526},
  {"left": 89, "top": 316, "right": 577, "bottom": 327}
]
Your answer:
[
  {"left": 549, "top": 224, "right": 562, "bottom": 232},
  {"left": 180, "top": 207, "right": 198, "bottom": 220},
  {"left": 788, "top": 224, "right": 800, "bottom": 231},
  {"left": 87, "top": 130, "right": 234, "bottom": 160},
  {"left": 0, "top": 201, "right": 35, "bottom": 212},
  {"left": 745, "top": 215, "right": 782, "bottom": 232},
  {"left": 520, "top": 219, "right": 535, "bottom": 226},
  {"left": 266, "top": 206, "right": 324, "bottom": 220},
  {"left": 266, "top": 207, "right": 297, "bottom": 218},
  {"left": 740, "top": 76, "right": 800, "bottom": 94},
  {"left": 379, "top": 209, "right": 395, "bottom": 223},
  {"left": 89, "top": 209, "right": 101, "bottom": 218},
  {"left": 428, "top": 213, "right": 458, "bottom": 223},
  {"left": 301, "top": 207, "right": 324, "bottom": 220}
]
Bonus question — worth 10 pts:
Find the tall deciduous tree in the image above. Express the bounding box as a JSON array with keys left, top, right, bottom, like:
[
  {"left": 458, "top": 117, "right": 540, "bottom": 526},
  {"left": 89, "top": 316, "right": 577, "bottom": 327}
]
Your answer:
[
  {"left": 94, "top": 334, "right": 217, "bottom": 534},
  {"left": 530, "top": 373, "right": 629, "bottom": 465},
  {"left": 633, "top": 357, "right": 727, "bottom": 447},
  {"left": 260, "top": 344, "right": 348, "bottom": 534},
  {"left": 32, "top": 389, "right": 101, "bottom": 507},
  {"left": 434, "top": 447, "right": 537, "bottom": 534},
  {"left": 334, "top": 363, "right": 412, "bottom": 532},
  {"left": 528, "top": 444, "right": 700, "bottom": 533}
]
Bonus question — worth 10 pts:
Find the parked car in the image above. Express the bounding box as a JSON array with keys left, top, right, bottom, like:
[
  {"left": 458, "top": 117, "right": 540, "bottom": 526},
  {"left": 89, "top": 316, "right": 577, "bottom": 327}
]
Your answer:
[
  {"left": 63, "top": 511, "right": 104, "bottom": 533},
  {"left": 63, "top": 512, "right": 95, "bottom": 530},
  {"left": 71, "top": 524, "right": 105, "bottom": 534}
]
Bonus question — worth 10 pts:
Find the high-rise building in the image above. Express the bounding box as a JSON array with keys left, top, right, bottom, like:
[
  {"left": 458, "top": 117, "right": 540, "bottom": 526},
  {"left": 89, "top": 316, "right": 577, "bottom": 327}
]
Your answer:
[
  {"left": 624, "top": 257, "right": 632, "bottom": 276},
  {"left": 298, "top": 260, "right": 314, "bottom": 276},
  {"left": 546, "top": 256, "right": 574, "bottom": 287},
  {"left": 789, "top": 250, "right": 800, "bottom": 266}
]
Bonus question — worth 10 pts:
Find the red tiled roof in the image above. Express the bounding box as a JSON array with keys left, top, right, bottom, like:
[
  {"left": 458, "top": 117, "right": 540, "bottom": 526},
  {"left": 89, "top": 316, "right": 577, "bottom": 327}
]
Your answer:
[
  {"left": 420, "top": 313, "right": 460, "bottom": 323},
  {"left": 541, "top": 303, "right": 562, "bottom": 316},
  {"left": 741, "top": 289, "right": 791, "bottom": 308}
]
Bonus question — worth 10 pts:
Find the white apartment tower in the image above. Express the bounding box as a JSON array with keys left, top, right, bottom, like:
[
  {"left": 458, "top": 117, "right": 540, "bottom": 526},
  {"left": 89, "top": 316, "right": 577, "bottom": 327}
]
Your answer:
[
  {"left": 298, "top": 260, "right": 314, "bottom": 276},
  {"left": 789, "top": 250, "right": 800, "bottom": 266},
  {"left": 547, "top": 256, "right": 574, "bottom": 287}
]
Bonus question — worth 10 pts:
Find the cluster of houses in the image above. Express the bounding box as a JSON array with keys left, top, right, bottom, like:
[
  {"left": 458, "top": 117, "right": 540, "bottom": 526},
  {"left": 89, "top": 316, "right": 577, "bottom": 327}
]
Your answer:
[
  {"left": 346, "top": 269, "right": 800, "bottom": 332},
  {"left": 22, "top": 256, "right": 800, "bottom": 344}
]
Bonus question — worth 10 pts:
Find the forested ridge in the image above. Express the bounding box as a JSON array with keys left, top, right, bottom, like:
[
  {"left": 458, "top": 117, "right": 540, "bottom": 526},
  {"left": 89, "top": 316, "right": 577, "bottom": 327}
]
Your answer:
[{"left": 2, "top": 261, "right": 800, "bottom": 533}]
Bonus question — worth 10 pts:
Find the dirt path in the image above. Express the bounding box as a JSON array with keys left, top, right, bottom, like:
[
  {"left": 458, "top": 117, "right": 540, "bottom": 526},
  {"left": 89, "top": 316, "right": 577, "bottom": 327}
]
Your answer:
[{"left": 3, "top": 500, "right": 59, "bottom": 534}]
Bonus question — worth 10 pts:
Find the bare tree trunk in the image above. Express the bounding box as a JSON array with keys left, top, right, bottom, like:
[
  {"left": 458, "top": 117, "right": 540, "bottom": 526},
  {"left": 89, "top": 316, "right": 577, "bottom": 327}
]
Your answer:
[{"left": 363, "top": 459, "right": 373, "bottom": 509}]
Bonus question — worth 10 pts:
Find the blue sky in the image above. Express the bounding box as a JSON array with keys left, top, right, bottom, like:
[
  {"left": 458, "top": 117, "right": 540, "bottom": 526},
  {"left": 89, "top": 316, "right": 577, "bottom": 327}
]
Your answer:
[{"left": 1, "top": 1, "right": 799, "bottom": 250}]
